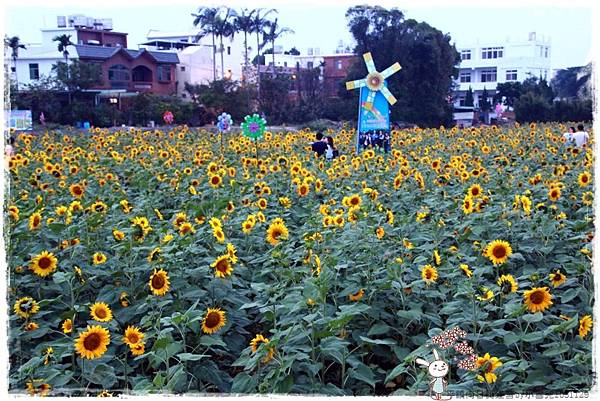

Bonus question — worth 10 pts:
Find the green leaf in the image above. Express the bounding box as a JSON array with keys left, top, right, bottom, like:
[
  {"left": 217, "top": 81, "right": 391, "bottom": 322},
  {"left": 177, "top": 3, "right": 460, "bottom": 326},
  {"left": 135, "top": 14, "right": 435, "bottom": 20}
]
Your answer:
[
  {"left": 359, "top": 336, "right": 396, "bottom": 346},
  {"left": 385, "top": 364, "right": 406, "bottom": 384},
  {"left": 177, "top": 352, "right": 208, "bottom": 361},
  {"left": 349, "top": 363, "right": 376, "bottom": 388},
  {"left": 231, "top": 372, "right": 257, "bottom": 393},
  {"left": 522, "top": 312, "right": 544, "bottom": 323},
  {"left": 542, "top": 344, "right": 570, "bottom": 357},
  {"left": 367, "top": 323, "right": 391, "bottom": 336}
]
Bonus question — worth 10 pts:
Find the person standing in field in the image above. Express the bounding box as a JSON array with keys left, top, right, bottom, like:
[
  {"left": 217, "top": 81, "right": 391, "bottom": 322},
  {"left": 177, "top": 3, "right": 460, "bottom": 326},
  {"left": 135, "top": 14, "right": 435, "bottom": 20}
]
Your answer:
[
  {"left": 311, "top": 132, "right": 328, "bottom": 157},
  {"left": 572, "top": 124, "right": 590, "bottom": 147}
]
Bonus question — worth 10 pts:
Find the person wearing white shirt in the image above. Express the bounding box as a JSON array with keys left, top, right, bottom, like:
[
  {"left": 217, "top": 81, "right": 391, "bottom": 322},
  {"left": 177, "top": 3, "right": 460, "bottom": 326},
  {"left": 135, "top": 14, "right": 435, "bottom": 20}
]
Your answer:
[
  {"left": 562, "top": 126, "right": 575, "bottom": 144},
  {"left": 572, "top": 124, "right": 590, "bottom": 148}
]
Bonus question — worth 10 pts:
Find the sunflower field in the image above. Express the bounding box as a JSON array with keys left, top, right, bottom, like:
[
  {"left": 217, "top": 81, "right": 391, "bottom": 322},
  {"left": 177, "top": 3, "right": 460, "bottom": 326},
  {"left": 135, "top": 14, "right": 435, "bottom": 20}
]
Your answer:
[{"left": 4, "top": 123, "right": 595, "bottom": 396}]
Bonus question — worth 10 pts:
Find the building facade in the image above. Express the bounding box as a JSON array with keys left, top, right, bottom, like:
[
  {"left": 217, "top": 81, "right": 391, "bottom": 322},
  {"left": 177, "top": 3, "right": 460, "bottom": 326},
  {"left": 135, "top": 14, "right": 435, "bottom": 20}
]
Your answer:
[
  {"left": 453, "top": 32, "right": 552, "bottom": 108},
  {"left": 10, "top": 15, "right": 178, "bottom": 96},
  {"left": 322, "top": 54, "right": 358, "bottom": 98}
]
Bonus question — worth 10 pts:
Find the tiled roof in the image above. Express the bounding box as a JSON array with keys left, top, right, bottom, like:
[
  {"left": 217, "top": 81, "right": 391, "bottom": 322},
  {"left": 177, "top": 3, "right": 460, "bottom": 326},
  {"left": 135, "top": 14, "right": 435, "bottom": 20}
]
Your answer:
[{"left": 75, "top": 45, "right": 179, "bottom": 63}]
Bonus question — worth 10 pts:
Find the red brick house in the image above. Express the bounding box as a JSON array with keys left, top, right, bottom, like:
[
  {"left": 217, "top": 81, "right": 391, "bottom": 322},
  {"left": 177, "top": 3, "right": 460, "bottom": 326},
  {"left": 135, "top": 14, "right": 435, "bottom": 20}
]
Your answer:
[
  {"left": 75, "top": 45, "right": 179, "bottom": 95},
  {"left": 322, "top": 54, "right": 358, "bottom": 97}
]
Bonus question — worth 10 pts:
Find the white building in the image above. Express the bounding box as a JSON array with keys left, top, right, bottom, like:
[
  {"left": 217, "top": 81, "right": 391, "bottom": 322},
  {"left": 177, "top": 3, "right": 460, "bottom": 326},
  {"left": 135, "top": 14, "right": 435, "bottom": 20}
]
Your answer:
[
  {"left": 453, "top": 32, "right": 552, "bottom": 108},
  {"left": 141, "top": 28, "right": 247, "bottom": 98},
  {"left": 8, "top": 15, "right": 124, "bottom": 88}
]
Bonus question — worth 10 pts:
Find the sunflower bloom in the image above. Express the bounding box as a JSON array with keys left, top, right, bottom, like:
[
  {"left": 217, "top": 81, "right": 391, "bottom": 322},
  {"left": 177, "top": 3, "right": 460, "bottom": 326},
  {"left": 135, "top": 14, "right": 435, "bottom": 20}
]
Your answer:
[
  {"left": 484, "top": 240, "right": 512, "bottom": 265},
  {"left": 497, "top": 274, "right": 518, "bottom": 294},
  {"left": 548, "top": 270, "right": 567, "bottom": 287},
  {"left": 30, "top": 251, "right": 58, "bottom": 277},
  {"left": 92, "top": 252, "right": 107, "bottom": 265},
  {"left": 579, "top": 315, "right": 593, "bottom": 338},
  {"left": 201, "top": 307, "right": 226, "bottom": 334},
  {"left": 123, "top": 326, "right": 145, "bottom": 347},
  {"left": 348, "top": 288, "right": 365, "bottom": 301},
  {"left": 149, "top": 269, "right": 170, "bottom": 296},
  {"left": 62, "top": 318, "right": 73, "bottom": 334},
  {"left": 90, "top": 302, "right": 113, "bottom": 322},
  {"left": 523, "top": 287, "right": 553, "bottom": 313},
  {"left": 14, "top": 297, "right": 40, "bottom": 319},
  {"left": 421, "top": 265, "right": 438, "bottom": 284},
  {"left": 476, "top": 353, "right": 502, "bottom": 383},
  {"left": 266, "top": 219, "right": 289, "bottom": 246},
  {"left": 211, "top": 255, "right": 233, "bottom": 278},
  {"left": 74, "top": 325, "right": 110, "bottom": 360},
  {"left": 250, "top": 334, "right": 275, "bottom": 363}
]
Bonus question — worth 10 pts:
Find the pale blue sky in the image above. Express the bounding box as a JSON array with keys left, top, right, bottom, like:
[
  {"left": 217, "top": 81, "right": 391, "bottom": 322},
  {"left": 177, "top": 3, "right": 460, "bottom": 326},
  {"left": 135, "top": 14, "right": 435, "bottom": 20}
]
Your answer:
[{"left": 4, "top": 0, "right": 595, "bottom": 69}]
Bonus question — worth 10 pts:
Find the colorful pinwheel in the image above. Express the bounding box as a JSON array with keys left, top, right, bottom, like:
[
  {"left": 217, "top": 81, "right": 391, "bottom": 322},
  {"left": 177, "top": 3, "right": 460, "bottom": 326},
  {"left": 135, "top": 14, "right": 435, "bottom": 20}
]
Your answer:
[{"left": 241, "top": 114, "right": 266, "bottom": 139}]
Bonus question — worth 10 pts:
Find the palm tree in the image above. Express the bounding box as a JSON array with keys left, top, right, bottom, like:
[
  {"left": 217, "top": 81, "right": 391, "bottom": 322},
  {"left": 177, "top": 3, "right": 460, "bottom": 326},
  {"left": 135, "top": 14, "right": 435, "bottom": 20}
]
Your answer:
[
  {"left": 234, "top": 8, "right": 256, "bottom": 74},
  {"left": 4, "top": 36, "right": 27, "bottom": 90},
  {"left": 261, "top": 18, "right": 294, "bottom": 76},
  {"left": 252, "top": 8, "right": 277, "bottom": 70},
  {"left": 53, "top": 34, "right": 74, "bottom": 66},
  {"left": 214, "top": 7, "right": 237, "bottom": 79},
  {"left": 192, "top": 6, "right": 221, "bottom": 81}
]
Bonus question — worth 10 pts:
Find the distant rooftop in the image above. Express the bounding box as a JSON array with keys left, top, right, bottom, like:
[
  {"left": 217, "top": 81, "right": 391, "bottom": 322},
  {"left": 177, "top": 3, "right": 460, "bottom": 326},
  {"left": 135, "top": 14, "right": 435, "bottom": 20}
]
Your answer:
[{"left": 75, "top": 44, "right": 179, "bottom": 63}]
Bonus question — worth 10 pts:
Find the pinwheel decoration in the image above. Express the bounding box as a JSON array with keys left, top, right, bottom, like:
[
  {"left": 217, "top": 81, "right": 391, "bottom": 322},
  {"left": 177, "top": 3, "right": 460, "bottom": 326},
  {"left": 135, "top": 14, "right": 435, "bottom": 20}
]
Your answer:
[
  {"left": 241, "top": 114, "right": 266, "bottom": 140},
  {"left": 163, "top": 110, "right": 174, "bottom": 125},
  {"left": 346, "top": 52, "right": 401, "bottom": 116},
  {"left": 217, "top": 112, "right": 233, "bottom": 133}
]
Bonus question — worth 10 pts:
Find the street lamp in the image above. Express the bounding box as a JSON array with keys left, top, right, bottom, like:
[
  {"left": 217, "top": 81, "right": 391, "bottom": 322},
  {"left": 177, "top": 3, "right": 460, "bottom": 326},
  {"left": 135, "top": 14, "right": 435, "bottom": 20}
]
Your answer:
[{"left": 109, "top": 97, "right": 118, "bottom": 127}]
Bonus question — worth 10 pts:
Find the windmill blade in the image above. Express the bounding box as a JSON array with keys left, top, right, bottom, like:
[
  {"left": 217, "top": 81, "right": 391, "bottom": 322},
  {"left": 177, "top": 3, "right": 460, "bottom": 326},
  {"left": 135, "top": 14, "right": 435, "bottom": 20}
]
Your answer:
[
  {"left": 380, "top": 85, "right": 397, "bottom": 105},
  {"left": 346, "top": 78, "right": 366, "bottom": 91},
  {"left": 381, "top": 62, "right": 402, "bottom": 79},
  {"left": 363, "top": 52, "right": 377, "bottom": 74}
]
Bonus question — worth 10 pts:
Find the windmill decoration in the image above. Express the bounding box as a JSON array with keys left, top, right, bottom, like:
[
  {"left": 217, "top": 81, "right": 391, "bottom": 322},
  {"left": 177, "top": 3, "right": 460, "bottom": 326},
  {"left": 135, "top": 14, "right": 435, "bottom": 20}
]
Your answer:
[
  {"left": 216, "top": 112, "right": 233, "bottom": 155},
  {"left": 241, "top": 113, "right": 267, "bottom": 164},
  {"left": 346, "top": 52, "right": 401, "bottom": 152}
]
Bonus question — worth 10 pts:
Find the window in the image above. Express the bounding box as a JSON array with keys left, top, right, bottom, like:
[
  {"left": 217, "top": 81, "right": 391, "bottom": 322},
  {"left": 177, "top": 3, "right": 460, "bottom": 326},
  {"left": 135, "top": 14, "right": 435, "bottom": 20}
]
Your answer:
[
  {"left": 29, "top": 63, "right": 40, "bottom": 80},
  {"left": 460, "top": 50, "right": 471, "bottom": 60},
  {"left": 180, "top": 66, "right": 186, "bottom": 72},
  {"left": 458, "top": 97, "right": 467, "bottom": 107},
  {"left": 480, "top": 68, "right": 497, "bottom": 83},
  {"left": 506, "top": 69, "right": 517, "bottom": 81},
  {"left": 307, "top": 61, "right": 313, "bottom": 69},
  {"left": 544, "top": 47, "right": 549, "bottom": 58},
  {"left": 157, "top": 65, "right": 172, "bottom": 82},
  {"left": 284, "top": 62, "right": 288, "bottom": 67},
  {"left": 336, "top": 60, "right": 343, "bottom": 70},
  {"left": 459, "top": 72, "right": 471, "bottom": 83},
  {"left": 108, "top": 64, "right": 130, "bottom": 81},
  {"left": 481, "top": 47, "right": 504, "bottom": 59},
  {"left": 227, "top": 46, "right": 231, "bottom": 55}
]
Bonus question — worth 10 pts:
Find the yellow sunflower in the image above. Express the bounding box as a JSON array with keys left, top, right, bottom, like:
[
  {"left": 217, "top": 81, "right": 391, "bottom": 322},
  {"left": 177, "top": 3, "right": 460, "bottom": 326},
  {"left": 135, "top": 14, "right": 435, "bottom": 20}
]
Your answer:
[
  {"left": 92, "top": 252, "right": 107, "bottom": 265},
  {"left": 348, "top": 288, "right": 365, "bottom": 301},
  {"left": 250, "top": 334, "right": 275, "bottom": 363},
  {"left": 211, "top": 255, "right": 234, "bottom": 278},
  {"left": 297, "top": 183, "right": 310, "bottom": 197},
  {"left": 462, "top": 195, "right": 474, "bottom": 214},
  {"left": 208, "top": 174, "right": 222, "bottom": 188},
  {"left": 14, "top": 297, "right": 40, "bottom": 318},
  {"left": 30, "top": 251, "right": 58, "bottom": 277},
  {"left": 548, "top": 270, "right": 566, "bottom": 287},
  {"left": 69, "top": 183, "right": 85, "bottom": 198},
  {"left": 579, "top": 315, "right": 593, "bottom": 338},
  {"left": 497, "top": 274, "right": 518, "bottom": 294},
  {"left": 582, "top": 191, "right": 593, "bottom": 206},
  {"left": 421, "top": 265, "right": 438, "bottom": 284},
  {"left": 62, "top": 318, "right": 73, "bottom": 334},
  {"left": 74, "top": 325, "right": 110, "bottom": 360},
  {"left": 226, "top": 243, "right": 238, "bottom": 264},
  {"left": 201, "top": 307, "right": 226, "bottom": 334},
  {"left": 149, "top": 269, "right": 170, "bottom": 296},
  {"left": 213, "top": 227, "right": 225, "bottom": 243},
  {"left": 459, "top": 264, "right": 473, "bottom": 278},
  {"left": 130, "top": 342, "right": 145, "bottom": 356},
  {"left": 29, "top": 212, "right": 42, "bottom": 230},
  {"left": 178, "top": 221, "right": 195, "bottom": 236},
  {"left": 113, "top": 229, "right": 125, "bottom": 241},
  {"left": 376, "top": 226, "right": 385, "bottom": 239},
  {"left": 484, "top": 240, "right": 512, "bottom": 265},
  {"left": 523, "top": 287, "right": 553, "bottom": 313},
  {"left": 90, "top": 302, "right": 113, "bottom": 322},
  {"left": 476, "top": 353, "right": 502, "bottom": 383},
  {"left": 266, "top": 219, "right": 289, "bottom": 246},
  {"left": 468, "top": 184, "right": 483, "bottom": 198},
  {"left": 147, "top": 247, "right": 161, "bottom": 263},
  {"left": 578, "top": 171, "right": 591, "bottom": 187},
  {"left": 548, "top": 187, "right": 561, "bottom": 202},
  {"left": 123, "top": 326, "right": 145, "bottom": 347}
]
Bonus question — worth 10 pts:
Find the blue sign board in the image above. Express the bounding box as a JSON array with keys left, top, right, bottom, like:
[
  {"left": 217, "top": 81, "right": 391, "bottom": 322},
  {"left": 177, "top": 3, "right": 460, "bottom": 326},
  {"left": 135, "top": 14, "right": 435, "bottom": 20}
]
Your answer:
[{"left": 357, "top": 85, "right": 390, "bottom": 132}]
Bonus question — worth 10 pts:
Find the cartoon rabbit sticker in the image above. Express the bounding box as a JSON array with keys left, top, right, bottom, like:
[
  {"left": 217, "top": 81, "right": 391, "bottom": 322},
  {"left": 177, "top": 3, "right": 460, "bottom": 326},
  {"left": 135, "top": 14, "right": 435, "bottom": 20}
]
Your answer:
[{"left": 416, "top": 348, "right": 451, "bottom": 400}]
